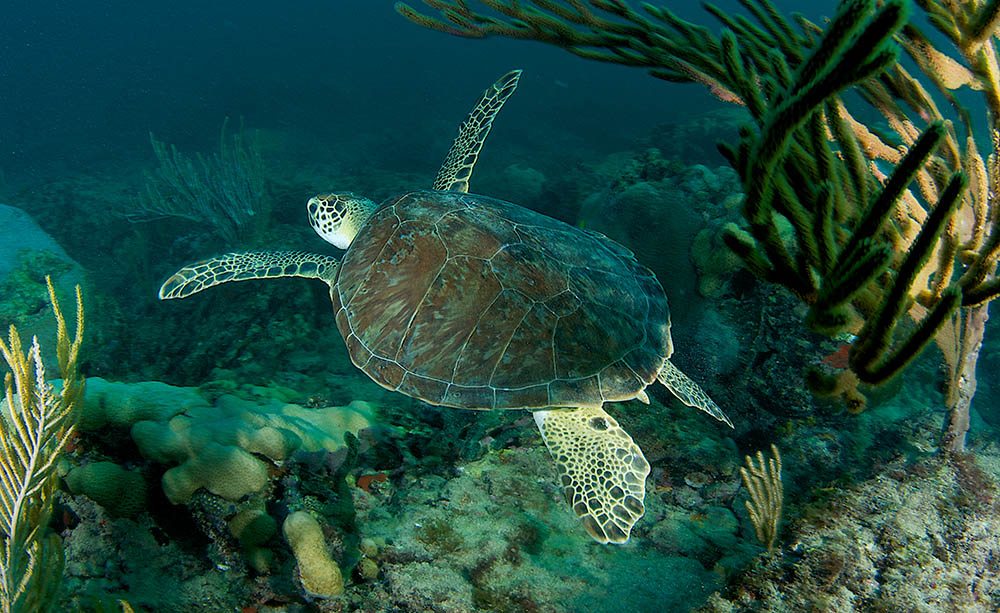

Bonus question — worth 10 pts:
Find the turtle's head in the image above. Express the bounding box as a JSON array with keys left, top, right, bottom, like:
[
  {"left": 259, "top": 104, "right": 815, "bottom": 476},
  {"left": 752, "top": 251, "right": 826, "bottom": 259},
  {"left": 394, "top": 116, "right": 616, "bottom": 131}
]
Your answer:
[{"left": 307, "top": 193, "right": 378, "bottom": 249}]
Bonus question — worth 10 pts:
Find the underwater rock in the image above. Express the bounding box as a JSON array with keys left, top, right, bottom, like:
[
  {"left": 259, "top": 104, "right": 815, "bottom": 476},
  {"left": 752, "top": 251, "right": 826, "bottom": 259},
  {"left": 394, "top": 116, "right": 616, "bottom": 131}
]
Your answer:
[
  {"left": 686, "top": 308, "right": 742, "bottom": 379},
  {"left": 356, "top": 537, "right": 381, "bottom": 581},
  {"left": 648, "top": 505, "right": 740, "bottom": 566},
  {"left": 228, "top": 507, "right": 278, "bottom": 549},
  {"left": 348, "top": 443, "right": 723, "bottom": 612},
  {"left": 60, "top": 492, "right": 252, "bottom": 609},
  {"left": 0, "top": 203, "right": 88, "bottom": 371},
  {"left": 690, "top": 219, "right": 745, "bottom": 298},
  {"left": 0, "top": 204, "right": 81, "bottom": 279},
  {"left": 579, "top": 181, "right": 702, "bottom": 322},
  {"left": 226, "top": 505, "right": 279, "bottom": 574},
  {"left": 499, "top": 163, "right": 546, "bottom": 202},
  {"left": 646, "top": 108, "right": 752, "bottom": 165},
  {"left": 357, "top": 556, "right": 379, "bottom": 581}
]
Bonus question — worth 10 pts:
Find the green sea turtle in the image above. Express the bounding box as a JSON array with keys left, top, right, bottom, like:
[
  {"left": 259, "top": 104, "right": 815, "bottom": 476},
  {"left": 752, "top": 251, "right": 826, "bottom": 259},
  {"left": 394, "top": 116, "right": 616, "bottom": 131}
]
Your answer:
[{"left": 158, "top": 70, "right": 732, "bottom": 544}]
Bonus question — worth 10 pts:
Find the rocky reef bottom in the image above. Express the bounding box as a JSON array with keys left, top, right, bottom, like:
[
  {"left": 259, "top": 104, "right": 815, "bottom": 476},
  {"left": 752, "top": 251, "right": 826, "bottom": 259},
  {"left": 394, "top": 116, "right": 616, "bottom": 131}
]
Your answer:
[
  {"left": 54, "top": 375, "right": 1000, "bottom": 612},
  {"left": 701, "top": 452, "right": 1000, "bottom": 613}
]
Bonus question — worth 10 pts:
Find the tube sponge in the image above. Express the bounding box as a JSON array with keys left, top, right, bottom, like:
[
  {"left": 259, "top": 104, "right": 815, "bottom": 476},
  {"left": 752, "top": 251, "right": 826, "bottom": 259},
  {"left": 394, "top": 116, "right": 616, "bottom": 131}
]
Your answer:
[{"left": 283, "top": 511, "right": 344, "bottom": 598}]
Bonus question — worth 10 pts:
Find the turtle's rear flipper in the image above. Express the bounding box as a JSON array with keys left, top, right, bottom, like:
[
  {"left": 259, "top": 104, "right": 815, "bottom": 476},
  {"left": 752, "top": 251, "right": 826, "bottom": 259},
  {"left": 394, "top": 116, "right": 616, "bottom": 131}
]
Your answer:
[
  {"left": 158, "top": 250, "right": 340, "bottom": 299},
  {"left": 533, "top": 407, "right": 649, "bottom": 545},
  {"left": 658, "top": 359, "right": 733, "bottom": 428}
]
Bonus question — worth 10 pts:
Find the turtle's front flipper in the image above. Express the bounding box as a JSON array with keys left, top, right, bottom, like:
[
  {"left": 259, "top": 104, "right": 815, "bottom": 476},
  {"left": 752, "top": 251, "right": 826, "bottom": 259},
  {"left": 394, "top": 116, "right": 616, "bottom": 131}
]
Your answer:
[
  {"left": 533, "top": 406, "right": 649, "bottom": 545},
  {"left": 158, "top": 250, "right": 340, "bottom": 299},
  {"left": 658, "top": 360, "right": 733, "bottom": 428},
  {"left": 433, "top": 69, "right": 521, "bottom": 193}
]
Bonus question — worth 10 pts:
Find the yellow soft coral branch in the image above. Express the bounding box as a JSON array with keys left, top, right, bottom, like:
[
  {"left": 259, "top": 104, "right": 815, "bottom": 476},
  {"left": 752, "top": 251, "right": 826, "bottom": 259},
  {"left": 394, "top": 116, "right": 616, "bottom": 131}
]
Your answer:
[
  {"left": 0, "top": 277, "right": 84, "bottom": 613},
  {"left": 740, "top": 444, "right": 783, "bottom": 553}
]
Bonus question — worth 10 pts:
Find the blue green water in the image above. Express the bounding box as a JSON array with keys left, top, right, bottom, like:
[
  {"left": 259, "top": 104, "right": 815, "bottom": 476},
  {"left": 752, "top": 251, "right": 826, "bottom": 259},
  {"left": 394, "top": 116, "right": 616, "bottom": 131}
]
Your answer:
[{"left": 2, "top": 1, "right": 999, "bottom": 612}]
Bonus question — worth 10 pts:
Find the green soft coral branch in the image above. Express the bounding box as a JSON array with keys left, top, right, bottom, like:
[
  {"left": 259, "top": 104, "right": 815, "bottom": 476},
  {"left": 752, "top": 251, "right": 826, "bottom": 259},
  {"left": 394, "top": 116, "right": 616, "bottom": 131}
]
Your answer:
[
  {"left": 968, "top": 0, "right": 1000, "bottom": 49},
  {"left": 398, "top": 0, "right": 1000, "bottom": 391},
  {"left": 831, "top": 122, "right": 947, "bottom": 284},
  {"left": 396, "top": 0, "right": 754, "bottom": 88},
  {"left": 730, "top": 0, "right": 907, "bottom": 306},
  {"left": 851, "top": 172, "right": 967, "bottom": 381}
]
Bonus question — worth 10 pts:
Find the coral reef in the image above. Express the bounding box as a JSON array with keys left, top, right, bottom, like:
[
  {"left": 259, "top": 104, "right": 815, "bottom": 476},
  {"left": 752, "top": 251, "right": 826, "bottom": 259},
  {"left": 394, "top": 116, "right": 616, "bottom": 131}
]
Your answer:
[
  {"left": 6, "top": 3, "right": 1000, "bottom": 609},
  {"left": 577, "top": 153, "right": 743, "bottom": 326},
  {"left": 48, "top": 339, "right": 1000, "bottom": 612},
  {"left": 699, "top": 454, "right": 1000, "bottom": 612}
]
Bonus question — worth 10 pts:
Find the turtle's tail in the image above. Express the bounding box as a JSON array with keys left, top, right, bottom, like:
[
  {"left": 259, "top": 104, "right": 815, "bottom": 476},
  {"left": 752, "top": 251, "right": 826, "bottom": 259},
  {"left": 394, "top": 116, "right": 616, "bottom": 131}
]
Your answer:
[
  {"left": 158, "top": 250, "right": 340, "bottom": 299},
  {"left": 657, "top": 360, "right": 733, "bottom": 428}
]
